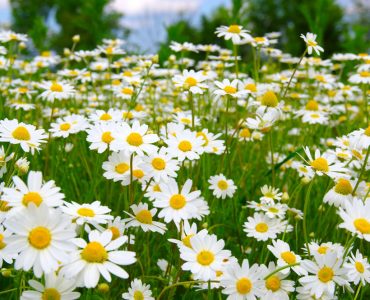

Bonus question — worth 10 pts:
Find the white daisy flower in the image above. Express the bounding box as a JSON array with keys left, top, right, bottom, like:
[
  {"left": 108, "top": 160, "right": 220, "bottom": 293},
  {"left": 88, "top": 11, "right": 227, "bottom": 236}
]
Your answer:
[
  {"left": 60, "top": 230, "right": 136, "bottom": 288},
  {"left": 323, "top": 178, "right": 355, "bottom": 208},
  {"left": 0, "top": 225, "right": 16, "bottom": 268},
  {"left": 86, "top": 122, "right": 120, "bottom": 153},
  {"left": 165, "top": 129, "right": 204, "bottom": 161},
  {"left": 173, "top": 69, "right": 208, "bottom": 94},
  {"left": 208, "top": 174, "right": 237, "bottom": 199},
  {"left": 122, "top": 278, "right": 154, "bottom": 300},
  {"left": 300, "top": 32, "right": 324, "bottom": 55},
  {"left": 344, "top": 250, "right": 370, "bottom": 285},
  {"left": 214, "top": 79, "right": 246, "bottom": 98},
  {"left": 260, "top": 185, "right": 283, "bottom": 204},
  {"left": 89, "top": 109, "right": 122, "bottom": 123},
  {"left": 38, "top": 80, "right": 75, "bottom": 102},
  {"left": 215, "top": 25, "right": 252, "bottom": 44},
  {"left": 49, "top": 114, "right": 88, "bottom": 138}
]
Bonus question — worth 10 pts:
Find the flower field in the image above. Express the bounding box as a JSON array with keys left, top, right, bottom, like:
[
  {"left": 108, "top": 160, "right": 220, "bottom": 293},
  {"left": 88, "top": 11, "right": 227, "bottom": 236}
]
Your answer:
[{"left": 0, "top": 26, "right": 369, "bottom": 299}]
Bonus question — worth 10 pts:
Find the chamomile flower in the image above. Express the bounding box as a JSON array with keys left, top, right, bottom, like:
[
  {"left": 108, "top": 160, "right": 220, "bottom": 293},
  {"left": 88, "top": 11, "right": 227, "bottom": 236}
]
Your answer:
[
  {"left": 89, "top": 109, "right": 122, "bottom": 123},
  {"left": 267, "top": 239, "right": 307, "bottom": 275},
  {"left": 21, "top": 272, "right": 80, "bottom": 300},
  {"left": 323, "top": 178, "right": 355, "bottom": 208},
  {"left": 300, "top": 33, "right": 324, "bottom": 55},
  {"left": 3, "top": 204, "right": 76, "bottom": 277},
  {"left": 243, "top": 213, "right": 288, "bottom": 241},
  {"left": 180, "top": 231, "right": 232, "bottom": 280},
  {"left": 60, "top": 230, "right": 136, "bottom": 288},
  {"left": 215, "top": 25, "right": 252, "bottom": 44},
  {"left": 260, "top": 185, "right": 283, "bottom": 204},
  {"left": 349, "top": 70, "right": 370, "bottom": 84},
  {"left": 38, "top": 80, "right": 75, "bottom": 102},
  {"left": 122, "top": 278, "right": 154, "bottom": 300},
  {"left": 62, "top": 201, "right": 113, "bottom": 226},
  {"left": 208, "top": 174, "right": 237, "bottom": 199},
  {"left": 0, "top": 225, "right": 16, "bottom": 268},
  {"left": 86, "top": 122, "right": 119, "bottom": 153},
  {"left": 214, "top": 79, "right": 246, "bottom": 98},
  {"left": 165, "top": 129, "right": 204, "bottom": 161},
  {"left": 50, "top": 114, "right": 88, "bottom": 138},
  {"left": 168, "top": 221, "right": 199, "bottom": 248},
  {"left": 0, "top": 119, "right": 47, "bottom": 154},
  {"left": 220, "top": 259, "right": 264, "bottom": 300},
  {"left": 344, "top": 250, "right": 370, "bottom": 285},
  {"left": 123, "top": 203, "right": 166, "bottom": 234},
  {"left": 173, "top": 69, "right": 208, "bottom": 94}
]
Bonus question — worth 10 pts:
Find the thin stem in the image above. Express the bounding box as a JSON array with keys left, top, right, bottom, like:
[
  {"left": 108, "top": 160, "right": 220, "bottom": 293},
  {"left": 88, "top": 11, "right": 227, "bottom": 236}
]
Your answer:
[
  {"left": 353, "top": 281, "right": 362, "bottom": 300},
  {"left": 263, "top": 263, "right": 299, "bottom": 280},
  {"left": 268, "top": 130, "right": 275, "bottom": 186},
  {"left": 303, "top": 176, "right": 315, "bottom": 256},
  {"left": 233, "top": 44, "right": 239, "bottom": 79},
  {"left": 352, "top": 145, "right": 370, "bottom": 196}
]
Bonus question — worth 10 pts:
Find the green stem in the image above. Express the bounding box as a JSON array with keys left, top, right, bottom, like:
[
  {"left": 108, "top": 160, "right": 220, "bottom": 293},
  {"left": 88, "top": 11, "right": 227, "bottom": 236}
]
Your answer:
[
  {"left": 263, "top": 263, "right": 299, "bottom": 279},
  {"left": 303, "top": 176, "right": 315, "bottom": 256},
  {"left": 352, "top": 145, "right": 370, "bottom": 196}
]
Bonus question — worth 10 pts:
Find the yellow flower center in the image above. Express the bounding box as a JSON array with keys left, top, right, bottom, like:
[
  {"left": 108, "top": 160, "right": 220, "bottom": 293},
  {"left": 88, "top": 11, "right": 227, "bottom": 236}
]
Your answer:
[
  {"left": 227, "top": 25, "right": 241, "bottom": 34},
  {"left": 22, "top": 192, "right": 43, "bottom": 207},
  {"left": 261, "top": 91, "right": 278, "bottom": 107},
  {"left": 281, "top": 251, "right": 296, "bottom": 264},
  {"left": 254, "top": 37, "right": 265, "bottom": 43},
  {"left": 196, "top": 132, "right": 209, "bottom": 146},
  {"left": 307, "top": 40, "right": 317, "bottom": 47},
  {"left": 153, "top": 184, "right": 161, "bottom": 192},
  {"left": 334, "top": 179, "right": 353, "bottom": 195},
  {"left": 127, "top": 132, "right": 143, "bottom": 146},
  {"left": 109, "top": 226, "right": 120, "bottom": 240},
  {"left": 50, "top": 83, "right": 63, "bottom": 92},
  {"left": 18, "top": 87, "right": 28, "bottom": 93},
  {"left": 28, "top": 226, "right": 51, "bottom": 249},
  {"left": 306, "top": 100, "right": 319, "bottom": 111},
  {"left": 12, "top": 126, "right": 31, "bottom": 141},
  {"left": 100, "top": 113, "right": 112, "bottom": 121},
  {"left": 123, "top": 111, "right": 134, "bottom": 119},
  {"left": 185, "top": 77, "right": 197, "bottom": 87},
  {"left": 42, "top": 288, "right": 61, "bottom": 300},
  {"left": 0, "top": 200, "right": 10, "bottom": 212},
  {"left": 0, "top": 234, "right": 6, "bottom": 250},
  {"left": 239, "top": 128, "right": 251, "bottom": 138},
  {"left": 133, "top": 291, "right": 144, "bottom": 300},
  {"left": 152, "top": 158, "right": 166, "bottom": 170},
  {"left": 265, "top": 275, "right": 281, "bottom": 292},
  {"left": 77, "top": 207, "right": 95, "bottom": 217},
  {"left": 354, "top": 218, "right": 370, "bottom": 234},
  {"left": 101, "top": 131, "right": 114, "bottom": 144},
  {"left": 318, "top": 266, "right": 334, "bottom": 283},
  {"left": 133, "top": 169, "right": 144, "bottom": 179},
  {"left": 180, "top": 118, "right": 191, "bottom": 125},
  {"left": 268, "top": 207, "right": 279, "bottom": 213},
  {"left": 217, "top": 180, "right": 228, "bottom": 190},
  {"left": 355, "top": 262, "right": 365, "bottom": 273},
  {"left": 236, "top": 277, "right": 252, "bottom": 294},
  {"left": 81, "top": 241, "right": 108, "bottom": 263},
  {"left": 318, "top": 246, "right": 328, "bottom": 254},
  {"left": 169, "top": 194, "right": 186, "bottom": 210},
  {"left": 196, "top": 250, "right": 215, "bottom": 266},
  {"left": 115, "top": 163, "right": 129, "bottom": 174},
  {"left": 310, "top": 157, "right": 329, "bottom": 172},
  {"left": 136, "top": 209, "right": 153, "bottom": 224},
  {"left": 255, "top": 222, "right": 268, "bottom": 233},
  {"left": 59, "top": 123, "right": 71, "bottom": 131},
  {"left": 364, "top": 126, "right": 370, "bottom": 136},
  {"left": 182, "top": 234, "right": 194, "bottom": 248},
  {"left": 224, "top": 85, "right": 237, "bottom": 94},
  {"left": 360, "top": 71, "right": 370, "bottom": 78},
  {"left": 245, "top": 83, "right": 257, "bottom": 92},
  {"left": 123, "top": 70, "right": 133, "bottom": 77},
  {"left": 178, "top": 140, "right": 192, "bottom": 152},
  {"left": 122, "top": 87, "right": 134, "bottom": 95}
]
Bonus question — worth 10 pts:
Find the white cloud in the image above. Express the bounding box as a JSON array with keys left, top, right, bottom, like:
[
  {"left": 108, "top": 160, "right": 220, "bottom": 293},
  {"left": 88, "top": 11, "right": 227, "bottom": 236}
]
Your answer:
[{"left": 111, "top": 0, "right": 202, "bottom": 16}]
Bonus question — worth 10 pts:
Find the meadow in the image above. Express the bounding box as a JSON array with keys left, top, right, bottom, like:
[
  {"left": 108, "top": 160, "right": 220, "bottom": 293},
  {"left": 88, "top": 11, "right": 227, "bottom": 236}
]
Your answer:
[{"left": 0, "top": 26, "right": 369, "bottom": 299}]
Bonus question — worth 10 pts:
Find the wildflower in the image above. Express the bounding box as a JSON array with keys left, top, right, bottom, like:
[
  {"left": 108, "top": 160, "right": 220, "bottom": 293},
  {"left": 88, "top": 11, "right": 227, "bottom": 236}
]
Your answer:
[
  {"left": 208, "top": 174, "right": 237, "bottom": 199},
  {"left": 215, "top": 25, "right": 252, "bottom": 44},
  {"left": 122, "top": 278, "right": 155, "bottom": 300},
  {"left": 300, "top": 33, "right": 324, "bottom": 55}
]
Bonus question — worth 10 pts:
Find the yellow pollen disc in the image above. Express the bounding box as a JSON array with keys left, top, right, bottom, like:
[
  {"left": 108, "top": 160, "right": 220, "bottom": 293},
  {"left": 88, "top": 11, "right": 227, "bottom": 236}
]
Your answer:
[
  {"left": 217, "top": 180, "right": 228, "bottom": 190},
  {"left": 169, "top": 194, "right": 186, "bottom": 210},
  {"left": 133, "top": 291, "right": 144, "bottom": 300},
  {"left": 261, "top": 91, "right": 278, "bottom": 107},
  {"left": 115, "top": 163, "right": 129, "bottom": 174},
  {"left": 315, "top": 75, "right": 326, "bottom": 82},
  {"left": 227, "top": 25, "right": 241, "bottom": 34},
  {"left": 105, "top": 47, "right": 113, "bottom": 55},
  {"left": 268, "top": 207, "right": 279, "bottom": 213},
  {"left": 239, "top": 128, "right": 251, "bottom": 138},
  {"left": 306, "top": 100, "right": 319, "bottom": 111},
  {"left": 12, "top": 126, "right": 31, "bottom": 141},
  {"left": 42, "top": 288, "right": 61, "bottom": 300},
  {"left": 153, "top": 184, "right": 161, "bottom": 192},
  {"left": 18, "top": 87, "right": 28, "bottom": 93},
  {"left": 236, "top": 277, "right": 252, "bottom": 294},
  {"left": 307, "top": 40, "right": 317, "bottom": 46},
  {"left": 328, "top": 90, "right": 336, "bottom": 97},
  {"left": 133, "top": 169, "right": 144, "bottom": 179},
  {"left": 101, "top": 131, "right": 114, "bottom": 144},
  {"left": 0, "top": 234, "right": 6, "bottom": 250},
  {"left": 196, "top": 132, "right": 209, "bottom": 146},
  {"left": 100, "top": 113, "right": 112, "bottom": 121},
  {"left": 185, "top": 77, "right": 197, "bottom": 87},
  {"left": 136, "top": 209, "right": 153, "bottom": 224},
  {"left": 352, "top": 150, "right": 363, "bottom": 160},
  {"left": 196, "top": 250, "right": 215, "bottom": 266},
  {"left": 265, "top": 275, "right": 281, "bottom": 291},
  {"left": 264, "top": 192, "right": 275, "bottom": 198},
  {"left": 123, "top": 70, "right": 133, "bottom": 77},
  {"left": 22, "top": 192, "right": 43, "bottom": 207},
  {"left": 255, "top": 222, "right": 268, "bottom": 233},
  {"left": 360, "top": 71, "right": 370, "bottom": 78},
  {"left": 178, "top": 140, "right": 192, "bottom": 152},
  {"left": 112, "top": 79, "right": 121, "bottom": 86},
  {"left": 50, "top": 83, "right": 63, "bottom": 92},
  {"left": 180, "top": 118, "right": 191, "bottom": 125},
  {"left": 224, "top": 85, "right": 237, "bottom": 94},
  {"left": 135, "top": 104, "right": 144, "bottom": 111},
  {"left": 59, "top": 123, "right": 71, "bottom": 131},
  {"left": 81, "top": 241, "right": 108, "bottom": 263},
  {"left": 254, "top": 37, "right": 265, "bottom": 43},
  {"left": 310, "top": 113, "right": 320, "bottom": 119},
  {"left": 355, "top": 262, "right": 365, "bottom": 273},
  {"left": 216, "top": 270, "right": 223, "bottom": 277},
  {"left": 245, "top": 83, "right": 257, "bottom": 92},
  {"left": 109, "top": 226, "right": 120, "bottom": 240},
  {"left": 281, "top": 251, "right": 296, "bottom": 264},
  {"left": 182, "top": 234, "right": 194, "bottom": 248},
  {"left": 0, "top": 200, "right": 10, "bottom": 212},
  {"left": 41, "top": 51, "right": 51, "bottom": 57},
  {"left": 318, "top": 266, "right": 334, "bottom": 283},
  {"left": 334, "top": 179, "right": 352, "bottom": 195},
  {"left": 28, "top": 226, "right": 51, "bottom": 249},
  {"left": 364, "top": 126, "right": 370, "bottom": 136},
  {"left": 122, "top": 87, "right": 134, "bottom": 95},
  {"left": 310, "top": 157, "right": 329, "bottom": 172},
  {"left": 354, "top": 218, "right": 370, "bottom": 234},
  {"left": 69, "top": 70, "right": 78, "bottom": 76},
  {"left": 123, "top": 111, "right": 134, "bottom": 119},
  {"left": 152, "top": 158, "right": 166, "bottom": 170},
  {"left": 318, "top": 246, "right": 328, "bottom": 254},
  {"left": 126, "top": 132, "right": 143, "bottom": 146},
  {"left": 77, "top": 207, "right": 95, "bottom": 217}
]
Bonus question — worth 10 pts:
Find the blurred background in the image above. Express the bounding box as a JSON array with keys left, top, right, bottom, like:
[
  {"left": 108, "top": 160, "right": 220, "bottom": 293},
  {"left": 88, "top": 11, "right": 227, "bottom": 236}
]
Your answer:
[{"left": 0, "top": 0, "right": 369, "bottom": 57}]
